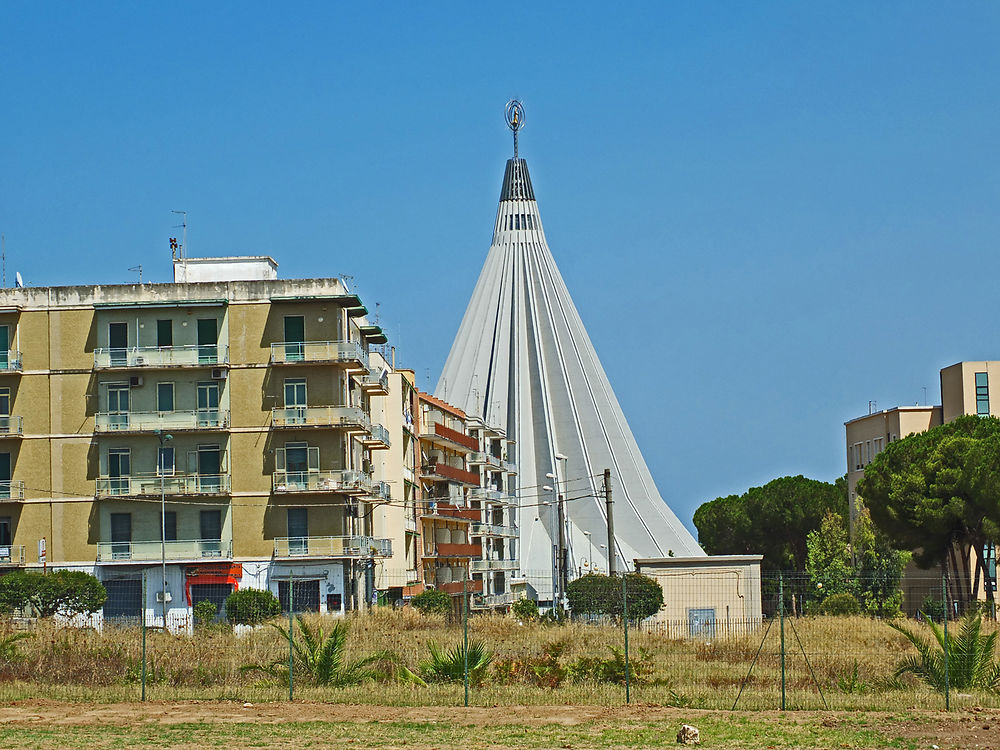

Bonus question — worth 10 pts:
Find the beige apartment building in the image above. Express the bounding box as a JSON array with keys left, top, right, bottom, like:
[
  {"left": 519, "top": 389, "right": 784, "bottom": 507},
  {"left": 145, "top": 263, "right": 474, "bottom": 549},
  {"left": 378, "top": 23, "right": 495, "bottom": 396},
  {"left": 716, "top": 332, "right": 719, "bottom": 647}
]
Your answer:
[
  {"left": 845, "top": 361, "right": 1000, "bottom": 602},
  {"left": 0, "top": 256, "right": 395, "bottom": 627}
]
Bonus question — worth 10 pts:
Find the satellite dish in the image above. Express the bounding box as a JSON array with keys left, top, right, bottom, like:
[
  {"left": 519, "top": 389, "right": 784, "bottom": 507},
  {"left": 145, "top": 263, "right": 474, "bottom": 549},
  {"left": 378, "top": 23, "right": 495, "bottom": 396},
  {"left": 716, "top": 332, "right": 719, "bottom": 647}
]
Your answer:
[{"left": 14, "top": 272, "right": 23, "bottom": 288}]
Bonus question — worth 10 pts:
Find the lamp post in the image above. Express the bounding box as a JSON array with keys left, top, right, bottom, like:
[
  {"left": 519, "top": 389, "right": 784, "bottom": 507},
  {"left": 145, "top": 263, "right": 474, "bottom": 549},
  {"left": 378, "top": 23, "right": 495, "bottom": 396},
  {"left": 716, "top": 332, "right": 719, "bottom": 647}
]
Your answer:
[
  {"left": 155, "top": 430, "right": 173, "bottom": 630},
  {"left": 583, "top": 531, "right": 593, "bottom": 572},
  {"left": 542, "top": 487, "right": 557, "bottom": 607},
  {"left": 553, "top": 454, "right": 568, "bottom": 609},
  {"left": 600, "top": 543, "right": 607, "bottom": 576}
]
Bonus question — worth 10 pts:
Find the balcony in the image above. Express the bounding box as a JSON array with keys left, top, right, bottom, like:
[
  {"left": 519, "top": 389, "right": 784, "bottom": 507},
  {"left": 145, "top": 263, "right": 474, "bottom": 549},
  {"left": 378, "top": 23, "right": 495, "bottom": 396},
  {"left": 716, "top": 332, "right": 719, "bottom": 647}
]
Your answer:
[
  {"left": 420, "top": 462, "right": 480, "bottom": 486},
  {"left": 0, "top": 415, "right": 23, "bottom": 437},
  {"left": 272, "top": 406, "right": 371, "bottom": 431},
  {"left": 93, "top": 345, "right": 229, "bottom": 370},
  {"left": 0, "top": 351, "right": 22, "bottom": 373},
  {"left": 96, "top": 473, "right": 231, "bottom": 498},
  {"left": 436, "top": 579, "right": 483, "bottom": 595},
  {"left": 272, "top": 470, "right": 371, "bottom": 495},
  {"left": 273, "top": 535, "right": 392, "bottom": 559},
  {"left": 469, "top": 452, "right": 503, "bottom": 468},
  {"left": 473, "top": 592, "right": 515, "bottom": 609},
  {"left": 0, "top": 545, "right": 26, "bottom": 566},
  {"left": 361, "top": 423, "right": 390, "bottom": 450},
  {"left": 471, "top": 523, "right": 518, "bottom": 537},
  {"left": 96, "top": 538, "right": 232, "bottom": 562},
  {"left": 420, "top": 421, "right": 478, "bottom": 452},
  {"left": 426, "top": 543, "right": 481, "bottom": 558},
  {"left": 270, "top": 340, "right": 368, "bottom": 369},
  {"left": 0, "top": 481, "right": 25, "bottom": 501},
  {"left": 94, "top": 409, "right": 229, "bottom": 433},
  {"left": 433, "top": 503, "right": 480, "bottom": 522},
  {"left": 471, "top": 559, "right": 519, "bottom": 572},
  {"left": 359, "top": 367, "right": 390, "bottom": 395},
  {"left": 370, "top": 481, "right": 392, "bottom": 501}
]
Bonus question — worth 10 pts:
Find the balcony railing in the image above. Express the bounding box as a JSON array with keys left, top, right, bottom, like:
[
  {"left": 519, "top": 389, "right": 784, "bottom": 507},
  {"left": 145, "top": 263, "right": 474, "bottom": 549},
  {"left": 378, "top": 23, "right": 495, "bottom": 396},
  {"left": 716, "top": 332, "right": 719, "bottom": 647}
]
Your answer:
[
  {"left": 94, "top": 409, "right": 229, "bottom": 432},
  {"left": 469, "top": 488, "right": 516, "bottom": 505},
  {"left": 421, "top": 462, "right": 480, "bottom": 485},
  {"left": 270, "top": 340, "right": 368, "bottom": 368},
  {"left": 273, "top": 536, "right": 392, "bottom": 559},
  {"left": 469, "top": 452, "right": 503, "bottom": 468},
  {"left": 470, "top": 523, "right": 518, "bottom": 537},
  {"left": 272, "top": 406, "right": 371, "bottom": 430},
  {"left": 0, "top": 415, "right": 23, "bottom": 436},
  {"left": 436, "top": 579, "right": 483, "bottom": 595},
  {"left": 359, "top": 368, "right": 390, "bottom": 394},
  {"left": 370, "top": 481, "right": 391, "bottom": 501},
  {"left": 426, "top": 542, "right": 481, "bottom": 557},
  {"left": 473, "top": 592, "right": 515, "bottom": 608},
  {"left": 471, "top": 559, "right": 519, "bottom": 572},
  {"left": 421, "top": 421, "right": 478, "bottom": 451},
  {"left": 96, "top": 473, "right": 231, "bottom": 497},
  {"left": 0, "top": 481, "right": 25, "bottom": 500},
  {"left": 94, "top": 345, "right": 229, "bottom": 369},
  {"left": 361, "top": 423, "right": 390, "bottom": 449},
  {"left": 432, "top": 503, "right": 480, "bottom": 521},
  {"left": 272, "top": 470, "right": 371, "bottom": 495},
  {"left": 0, "top": 545, "right": 26, "bottom": 565},
  {"left": 96, "top": 538, "right": 232, "bottom": 562},
  {"left": 0, "top": 351, "right": 22, "bottom": 372}
]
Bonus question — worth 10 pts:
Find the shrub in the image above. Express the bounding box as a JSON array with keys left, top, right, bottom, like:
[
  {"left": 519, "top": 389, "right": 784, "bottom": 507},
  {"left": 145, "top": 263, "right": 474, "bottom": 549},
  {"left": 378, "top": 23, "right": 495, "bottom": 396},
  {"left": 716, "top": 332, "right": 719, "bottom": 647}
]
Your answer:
[
  {"left": 421, "top": 639, "right": 493, "bottom": 685},
  {"left": 511, "top": 597, "right": 539, "bottom": 621},
  {"left": 225, "top": 588, "right": 280, "bottom": 626},
  {"left": 816, "top": 592, "right": 861, "bottom": 616},
  {"left": 566, "top": 646, "right": 652, "bottom": 684},
  {"left": 0, "top": 571, "right": 106, "bottom": 617},
  {"left": 565, "top": 573, "right": 663, "bottom": 621},
  {"left": 889, "top": 612, "right": 1000, "bottom": 692},
  {"left": 193, "top": 600, "right": 219, "bottom": 628},
  {"left": 411, "top": 589, "right": 452, "bottom": 616}
]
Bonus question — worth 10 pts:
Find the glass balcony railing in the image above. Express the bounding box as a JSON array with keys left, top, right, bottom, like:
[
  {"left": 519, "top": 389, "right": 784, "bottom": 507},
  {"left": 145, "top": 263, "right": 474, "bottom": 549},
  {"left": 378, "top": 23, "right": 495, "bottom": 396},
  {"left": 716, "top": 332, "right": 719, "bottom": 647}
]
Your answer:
[
  {"left": 471, "top": 559, "right": 519, "bottom": 572},
  {"left": 359, "top": 368, "right": 389, "bottom": 393},
  {"left": 370, "top": 481, "right": 391, "bottom": 501},
  {"left": 362, "top": 423, "right": 390, "bottom": 449},
  {"left": 468, "top": 488, "right": 516, "bottom": 504},
  {"left": 0, "top": 350, "right": 22, "bottom": 372},
  {"left": 0, "top": 545, "right": 26, "bottom": 565},
  {"left": 272, "top": 470, "right": 372, "bottom": 494},
  {"left": 271, "top": 406, "right": 371, "bottom": 430},
  {"left": 470, "top": 522, "right": 518, "bottom": 537},
  {"left": 96, "top": 538, "right": 232, "bottom": 562},
  {"left": 0, "top": 415, "right": 23, "bottom": 436},
  {"left": 94, "top": 410, "right": 229, "bottom": 432},
  {"left": 94, "top": 345, "right": 229, "bottom": 369},
  {"left": 273, "top": 536, "right": 392, "bottom": 559},
  {"left": 96, "top": 473, "right": 231, "bottom": 497},
  {"left": 0, "top": 481, "right": 25, "bottom": 500},
  {"left": 270, "top": 341, "right": 368, "bottom": 368}
]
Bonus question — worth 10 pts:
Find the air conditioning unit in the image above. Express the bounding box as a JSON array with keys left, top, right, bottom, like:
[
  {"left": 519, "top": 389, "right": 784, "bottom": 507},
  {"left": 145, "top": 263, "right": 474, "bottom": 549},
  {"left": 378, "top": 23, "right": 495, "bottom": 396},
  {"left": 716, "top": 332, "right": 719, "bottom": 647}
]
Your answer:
[
  {"left": 155, "top": 591, "right": 172, "bottom": 603},
  {"left": 134, "top": 356, "right": 145, "bottom": 365},
  {"left": 129, "top": 375, "right": 143, "bottom": 387},
  {"left": 211, "top": 368, "right": 227, "bottom": 380}
]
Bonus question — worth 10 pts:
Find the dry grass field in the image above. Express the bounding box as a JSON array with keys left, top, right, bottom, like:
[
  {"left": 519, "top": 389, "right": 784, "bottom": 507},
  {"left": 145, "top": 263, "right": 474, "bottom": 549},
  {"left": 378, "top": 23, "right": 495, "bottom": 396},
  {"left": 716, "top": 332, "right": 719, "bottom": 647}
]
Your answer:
[{"left": 0, "top": 608, "right": 996, "bottom": 712}]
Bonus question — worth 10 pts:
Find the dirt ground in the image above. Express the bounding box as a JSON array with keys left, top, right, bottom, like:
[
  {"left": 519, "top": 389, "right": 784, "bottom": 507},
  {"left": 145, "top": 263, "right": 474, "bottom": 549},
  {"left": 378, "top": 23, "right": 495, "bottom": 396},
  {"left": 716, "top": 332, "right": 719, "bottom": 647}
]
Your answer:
[{"left": 0, "top": 701, "right": 998, "bottom": 748}]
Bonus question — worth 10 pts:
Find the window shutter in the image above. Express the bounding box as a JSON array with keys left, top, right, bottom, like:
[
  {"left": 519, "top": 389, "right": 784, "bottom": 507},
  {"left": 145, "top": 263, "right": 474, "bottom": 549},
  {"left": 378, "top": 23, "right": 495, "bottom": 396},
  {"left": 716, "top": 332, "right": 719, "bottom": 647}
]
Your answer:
[
  {"left": 307, "top": 446, "right": 320, "bottom": 472},
  {"left": 275, "top": 448, "right": 286, "bottom": 472}
]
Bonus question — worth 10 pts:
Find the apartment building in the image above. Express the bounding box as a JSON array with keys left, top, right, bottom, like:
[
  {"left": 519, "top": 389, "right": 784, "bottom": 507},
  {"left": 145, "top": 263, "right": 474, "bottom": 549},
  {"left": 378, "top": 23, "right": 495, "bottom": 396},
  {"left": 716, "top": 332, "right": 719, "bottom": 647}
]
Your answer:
[
  {"left": 0, "top": 256, "right": 394, "bottom": 627},
  {"left": 845, "top": 360, "right": 1000, "bottom": 601}
]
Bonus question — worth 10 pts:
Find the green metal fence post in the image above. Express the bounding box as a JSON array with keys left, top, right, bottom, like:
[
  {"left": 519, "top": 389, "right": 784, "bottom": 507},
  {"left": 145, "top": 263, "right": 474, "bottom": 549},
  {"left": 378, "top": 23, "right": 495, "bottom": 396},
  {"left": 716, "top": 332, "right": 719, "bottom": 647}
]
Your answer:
[
  {"left": 463, "top": 576, "right": 469, "bottom": 707},
  {"left": 288, "top": 573, "right": 295, "bottom": 701},
  {"left": 942, "top": 573, "right": 949, "bottom": 711},
  {"left": 622, "top": 573, "right": 631, "bottom": 705},
  {"left": 779, "top": 572, "right": 786, "bottom": 711},
  {"left": 141, "top": 571, "right": 147, "bottom": 702}
]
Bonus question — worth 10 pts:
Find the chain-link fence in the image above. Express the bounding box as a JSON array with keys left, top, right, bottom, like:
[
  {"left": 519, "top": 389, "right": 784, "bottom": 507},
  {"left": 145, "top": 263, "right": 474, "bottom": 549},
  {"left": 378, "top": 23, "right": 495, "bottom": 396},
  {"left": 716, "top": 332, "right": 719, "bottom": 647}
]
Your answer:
[{"left": 0, "top": 568, "right": 997, "bottom": 709}]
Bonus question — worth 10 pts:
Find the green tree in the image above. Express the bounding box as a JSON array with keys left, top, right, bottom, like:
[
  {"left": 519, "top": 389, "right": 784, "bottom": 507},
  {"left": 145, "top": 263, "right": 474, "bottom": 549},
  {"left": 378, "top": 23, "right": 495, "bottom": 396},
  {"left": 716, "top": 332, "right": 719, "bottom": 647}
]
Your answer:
[
  {"left": 694, "top": 475, "right": 848, "bottom": 570},
  {"left": 565, "top": 573, "right": 663, "bottom": 622},
  {"left": 0, "top": 571, "right": 106, "bottom": 617},
  {"left": 858, "top": 414, "right": 1000, "bottom": 605},
  {"left": 806, "top": 512, "right": 855, "bottom": 600},
  {"left": 225, "top": 588, "right": 281, "bottom": 625},
  {"left": 410, "top": 589, "right": 452, "bottom": 616}
]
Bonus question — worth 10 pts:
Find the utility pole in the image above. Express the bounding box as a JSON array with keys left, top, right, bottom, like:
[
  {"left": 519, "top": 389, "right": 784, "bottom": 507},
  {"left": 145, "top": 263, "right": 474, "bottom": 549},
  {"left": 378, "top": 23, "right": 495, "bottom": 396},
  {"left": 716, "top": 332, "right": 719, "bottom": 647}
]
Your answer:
[
  {"left": 557, "top": 492, "right": 568, "bottom": 605},
  {"left": 604, "top": 469, "right": 616, "bottom": 575}
]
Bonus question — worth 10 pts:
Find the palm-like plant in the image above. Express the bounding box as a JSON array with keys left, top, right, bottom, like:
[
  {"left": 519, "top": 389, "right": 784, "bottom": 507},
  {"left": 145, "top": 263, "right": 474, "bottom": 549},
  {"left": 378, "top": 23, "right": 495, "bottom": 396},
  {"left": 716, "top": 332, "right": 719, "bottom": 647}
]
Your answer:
[
  {"left": 889, "top": 612, "right": 1000, "bottom": 692},
  {"left": 421, "top": 639, "right": 493, "bottom": 685},
  {"left": 247, "top": 616, "right": 422, "bottom": 686}
]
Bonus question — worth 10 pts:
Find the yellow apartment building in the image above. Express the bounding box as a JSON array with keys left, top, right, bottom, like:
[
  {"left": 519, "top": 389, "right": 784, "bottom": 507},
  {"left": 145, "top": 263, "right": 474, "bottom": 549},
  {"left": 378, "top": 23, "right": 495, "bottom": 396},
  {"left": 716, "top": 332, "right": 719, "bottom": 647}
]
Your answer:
[{"left": 0, "top": 256, "right": 394, "bottom": 627}]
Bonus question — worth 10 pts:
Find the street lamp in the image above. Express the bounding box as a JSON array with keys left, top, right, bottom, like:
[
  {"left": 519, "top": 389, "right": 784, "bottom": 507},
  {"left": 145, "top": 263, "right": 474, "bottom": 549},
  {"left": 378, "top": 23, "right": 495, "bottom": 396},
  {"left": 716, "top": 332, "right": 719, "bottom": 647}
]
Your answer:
[
  {"left": 583, "top": 531, "right": 593, "bottom": 573},
  {"left": 155, "top": 430, "right": 173, "bottom": 630}
]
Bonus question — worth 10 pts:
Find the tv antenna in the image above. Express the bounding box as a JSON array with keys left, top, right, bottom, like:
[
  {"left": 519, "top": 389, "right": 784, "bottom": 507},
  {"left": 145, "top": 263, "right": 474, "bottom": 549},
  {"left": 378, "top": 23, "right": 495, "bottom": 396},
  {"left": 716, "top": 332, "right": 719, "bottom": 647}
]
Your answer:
[
  {"left": 128, "top": 265, "right": 143, "bottom": 284},
  {"left": 374, "top": 302, "right": 381, "bottom": 325},
  {"left": 171, "top": 210, "right": 187, "bottom": 260},
  {"left": 339, "top": 273, "right": 355, "bottom": 292},
  {"left": 1, "top": 234, "right": 5, "bottom": 288}
]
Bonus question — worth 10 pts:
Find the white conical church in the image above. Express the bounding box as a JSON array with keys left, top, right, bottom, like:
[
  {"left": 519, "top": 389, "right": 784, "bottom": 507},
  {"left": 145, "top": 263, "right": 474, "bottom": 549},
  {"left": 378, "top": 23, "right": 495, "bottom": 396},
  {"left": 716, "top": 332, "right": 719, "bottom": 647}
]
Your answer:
[{"left": 437, "top": 103, "right": 703, "bottom": 599}]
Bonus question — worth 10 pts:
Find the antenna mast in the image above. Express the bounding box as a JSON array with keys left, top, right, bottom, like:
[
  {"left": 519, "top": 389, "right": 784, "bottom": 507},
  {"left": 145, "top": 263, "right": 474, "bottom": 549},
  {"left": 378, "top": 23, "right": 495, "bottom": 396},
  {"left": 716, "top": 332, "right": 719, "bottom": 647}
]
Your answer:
[
  {"left": 1, "top": 234, "right": 5, "bottom": 288},
  {"left": 505, "top": 99, "right": 525, "bottom": 159},
  {"left": 171, "top": 210, "right": 187, "bottom": 259}
]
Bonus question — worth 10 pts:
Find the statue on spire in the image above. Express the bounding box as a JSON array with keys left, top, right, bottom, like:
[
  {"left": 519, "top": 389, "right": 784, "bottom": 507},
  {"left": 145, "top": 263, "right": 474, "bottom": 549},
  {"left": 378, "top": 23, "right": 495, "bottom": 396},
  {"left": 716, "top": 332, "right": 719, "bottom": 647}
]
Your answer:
[{"left": 505, "top": 99, "right": 525, "bottom": 159}]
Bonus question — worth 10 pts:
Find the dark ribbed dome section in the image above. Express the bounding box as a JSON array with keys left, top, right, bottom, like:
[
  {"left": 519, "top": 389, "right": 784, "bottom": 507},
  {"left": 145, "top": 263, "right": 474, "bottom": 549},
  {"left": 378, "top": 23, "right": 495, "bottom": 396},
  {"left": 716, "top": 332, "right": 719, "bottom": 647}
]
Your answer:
[{"left": 499, "top": 158, "right": 535, "bottom": 201}]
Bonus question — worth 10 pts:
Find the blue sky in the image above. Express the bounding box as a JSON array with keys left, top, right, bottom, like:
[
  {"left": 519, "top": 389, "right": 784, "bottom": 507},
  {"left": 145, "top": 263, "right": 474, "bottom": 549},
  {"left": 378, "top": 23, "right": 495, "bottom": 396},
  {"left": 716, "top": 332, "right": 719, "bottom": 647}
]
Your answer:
[{"left": 3, "top": 3, "right": 999, "bottom": 535}]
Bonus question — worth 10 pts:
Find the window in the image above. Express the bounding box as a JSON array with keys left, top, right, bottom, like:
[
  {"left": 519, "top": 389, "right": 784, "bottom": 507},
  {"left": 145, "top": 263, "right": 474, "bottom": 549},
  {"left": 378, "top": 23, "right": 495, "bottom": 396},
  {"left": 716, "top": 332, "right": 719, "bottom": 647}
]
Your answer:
[
  {"left": 160, "top": 511, "right": 177, "bottom": 541},
  {"left": 986, "top": 544, "right": 998, "bottom": 592},
  {"left": 278, "top": 579, "right": 320, "bottom": 613},
  {"left": 976, "top": 372, "right": 990, "bottom": 415},
  {"left": 0, "top": 387, "right": 9, "bottom": 416},
  {"left": 197, "top": 319, "right": 218, "bottom": 364},
  {"left": 157, "top": 382, "right": 175, "bottom": 412},
  {"left": 108, "top": 447, "right": 130, "bottom": 495},
  {"left": 158, "top": 445, "right": 175, "bottom": 476},
  {"left": 283, "top": 316, "right": 306, "bottom": 361},
  {"left": 0, "top": 516, "right": 11, "bottom": 547},
  {"left": 199, "top": 509, "right": 223, "bottom": 557},
  {"left": 107, "top": 383, "right": 130, "bottom": 413},
  {"left": 110, "top": 512, "right": 132, "bottom": 559},
  {"left": 156, "top": 320, "right": 173, "bottom": 348},
  {"left": 284, "top": 378, "right": 307, "bottom": 408}
]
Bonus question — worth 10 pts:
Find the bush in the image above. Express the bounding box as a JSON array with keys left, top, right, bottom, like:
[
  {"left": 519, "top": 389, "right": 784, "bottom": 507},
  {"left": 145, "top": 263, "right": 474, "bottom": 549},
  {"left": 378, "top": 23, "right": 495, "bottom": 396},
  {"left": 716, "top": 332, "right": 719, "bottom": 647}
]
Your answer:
[
  {"left": 410, "top": 589, "right": 452, "bottom": 616},
  {"left": 816, "top": 592, "right": 861, "bottom": 616},
  {"left": 0, "top": 570, "right": 106, "bottom": 617},
  {"left": 565, "top": 573, "right": 663, "bottom": 621},
  {"left": 225, "top": 588, "right": 280, "bottom": 625},
  {"left": 193, "top": 599, "right": 219, "bottom": 628},
  {"left": 510, "top": 597, "right": 539, "bottom": 621}
]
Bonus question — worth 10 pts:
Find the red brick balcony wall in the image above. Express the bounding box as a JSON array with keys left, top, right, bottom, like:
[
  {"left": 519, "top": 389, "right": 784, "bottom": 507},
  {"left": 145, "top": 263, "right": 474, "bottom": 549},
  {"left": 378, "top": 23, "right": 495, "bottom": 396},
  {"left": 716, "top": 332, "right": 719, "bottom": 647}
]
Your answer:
[
  {"left": 434, "top": 423, "right": 478, "bottom": 451},
  {"left": 429, "top": 462, "right": 480, "bottom": 485},
  {"left": 436, "top": 543, "right": 481, "bottom": 557}
]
